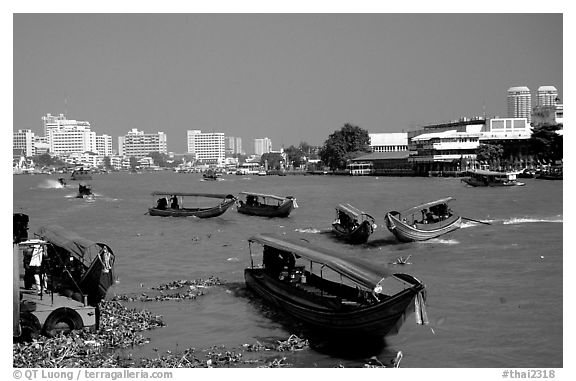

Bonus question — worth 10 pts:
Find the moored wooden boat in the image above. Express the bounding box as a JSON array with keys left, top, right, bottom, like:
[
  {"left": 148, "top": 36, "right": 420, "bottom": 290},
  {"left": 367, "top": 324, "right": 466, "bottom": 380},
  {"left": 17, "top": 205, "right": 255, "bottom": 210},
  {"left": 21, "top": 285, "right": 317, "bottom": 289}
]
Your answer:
[
  {"left": 237, "top": 192, "right": 298, "bottom": 218},
  {"left": 245, "top": 233, "right": 428, "bottom": 338},
  {"left": 149, "top": 192, "right": 236, "bottom": 218},
  {"left": 461, "top": 170, "right": 525, "bottom": 187},
  {"left": 331, "top": 203, "right": 376, "bottom": 244},
  {"left": 385, "top": 197, "right": 461, "bottom": 242},
  {"left": 36, "top": 225, "right": 116, "bottom": 306}
]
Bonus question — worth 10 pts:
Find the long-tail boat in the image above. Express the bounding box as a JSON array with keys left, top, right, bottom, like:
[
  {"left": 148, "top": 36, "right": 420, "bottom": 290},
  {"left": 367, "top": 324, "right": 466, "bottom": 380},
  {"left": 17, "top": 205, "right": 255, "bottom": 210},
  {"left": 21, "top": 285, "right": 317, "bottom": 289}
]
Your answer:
[
  {"left": 149, "top": 192, "right": 236, "bottom": 218},
  {"left": 331, "top": 203, "right": 376, "bottom": 244},
  {"left": 237, "top": 192, "right": 298, "bottom": 218},
  {"left": 245, "top": 233, "right": 428, "bottom": 338},
  {"left": 385, "top": 197, "right": 461, "bottom": 242}
]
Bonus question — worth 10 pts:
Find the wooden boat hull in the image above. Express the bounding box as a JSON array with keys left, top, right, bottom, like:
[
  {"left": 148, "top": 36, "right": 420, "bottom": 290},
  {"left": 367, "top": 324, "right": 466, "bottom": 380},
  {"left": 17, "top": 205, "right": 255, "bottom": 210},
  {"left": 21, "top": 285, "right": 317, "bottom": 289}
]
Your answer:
[
  {"left": 385, "top": 213, "right": 461, "bottom": 242},
  {"left": 237, "top": 199, "right": 296, "bottom": 218},
  {"left": 245, "top": 268, "right": 421, "bottom": 338},
  {"left": 148, "top": 198, "right": 236, "bottom": 218},
  {"left": 332, "top": 220, "right": 374, "bottom": 244}
]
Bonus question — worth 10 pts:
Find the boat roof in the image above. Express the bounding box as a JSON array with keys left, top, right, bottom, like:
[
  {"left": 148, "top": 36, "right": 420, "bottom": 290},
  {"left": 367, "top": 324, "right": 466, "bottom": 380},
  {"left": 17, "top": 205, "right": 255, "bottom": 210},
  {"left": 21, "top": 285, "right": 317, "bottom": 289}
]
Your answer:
[
  {"left": 336, "top": 203, "right": 370, "bottom": 219},
  {"left": 399, "top": 197, "right": 454, "bottom": 214},
  {"left": 239, "top": 192, "right": 289, "bottom": 201},
  {"left": 37, "top": 225, "right": 112, "bottom": 266},
  {"left": 151, "top": 192, "right": 235, "bottom": 199},
  {"left": 248, "top": 233, "right": 396, "bottom": 291}
]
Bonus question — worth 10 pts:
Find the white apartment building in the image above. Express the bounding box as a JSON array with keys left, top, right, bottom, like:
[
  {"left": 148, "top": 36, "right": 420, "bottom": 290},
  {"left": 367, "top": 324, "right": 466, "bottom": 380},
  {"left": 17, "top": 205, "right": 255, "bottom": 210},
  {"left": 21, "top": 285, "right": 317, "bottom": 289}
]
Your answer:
[
  {"left": 369, "top": 132, "right": 408, "bottom": 153},
  {"left": 254, "top": 137, "right": 272, "bottom": 155},
  {"left": 96, "top": 134, "right": 113, "bottom": 156},
  {"left": 187, "top": 130, "right": 225, "bottom": 163},
  {"left": 49, "top": 125, "right": 96, "bottom": 155},
  {"left": 42, "top": 113, "right": 92, "bottom": 139},
  {"left": 13, "top": 129, "right": 35, "bottom": 157},
  {"left": 34, "top": 136, "right": 50, "bottom": 155},
  {"left": 225, "top": 136, "right": 243, "bottom": 155},
  {"left": 119, "top": 129, "right": 167, "bottom": 158},
  {"left": 507, "top": 86, "right": 532, "bottom": 123}
]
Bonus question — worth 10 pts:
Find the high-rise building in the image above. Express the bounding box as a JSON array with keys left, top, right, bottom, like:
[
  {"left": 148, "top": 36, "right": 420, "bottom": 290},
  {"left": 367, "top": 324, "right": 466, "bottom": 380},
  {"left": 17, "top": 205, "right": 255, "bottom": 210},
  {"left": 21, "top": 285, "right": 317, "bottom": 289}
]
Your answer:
[
  {"left": 42, "top": 113, "right": 91, "bottom": 139},
  {"left": 119, "top": 128, "right": 167, "bottom": 158},
  {"left": 507, "top": 86, "right": 532, "bottom": 123},
  {"left": 96, "top": 134, "right": 113, "bottom": 156},
  {"left": 186, "top": 130, "right": 225, "bottom": 163},
  {"left": 225, "top": 136, "right": 243, "bottom": 155},
  {"left": 13, "top": 129, "right": 35, "bottom": 157},
  {"left": 537, "top": 86, "right": 559, "bottom": 107},
  {"left": 254, "top": 137, "right": 272, "bottom": 155},
  {"left": 49, "top": 125, "right": 96, "bottom": 155}
]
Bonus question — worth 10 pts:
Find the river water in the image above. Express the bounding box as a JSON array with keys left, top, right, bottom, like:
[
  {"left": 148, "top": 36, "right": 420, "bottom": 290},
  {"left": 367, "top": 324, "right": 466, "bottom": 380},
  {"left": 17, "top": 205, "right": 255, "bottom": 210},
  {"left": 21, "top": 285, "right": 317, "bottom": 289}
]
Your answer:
[{"left": 12, "top": 172, "right": 563, "bottom": 368}]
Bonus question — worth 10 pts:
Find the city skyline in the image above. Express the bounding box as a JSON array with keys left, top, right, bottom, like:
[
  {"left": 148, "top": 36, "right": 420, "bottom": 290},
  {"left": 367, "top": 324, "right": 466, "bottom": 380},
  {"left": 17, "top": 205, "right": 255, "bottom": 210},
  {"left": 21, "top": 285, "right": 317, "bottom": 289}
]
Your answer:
[{"left": 13, "top": 14, "right": 563, "bottom": 154}]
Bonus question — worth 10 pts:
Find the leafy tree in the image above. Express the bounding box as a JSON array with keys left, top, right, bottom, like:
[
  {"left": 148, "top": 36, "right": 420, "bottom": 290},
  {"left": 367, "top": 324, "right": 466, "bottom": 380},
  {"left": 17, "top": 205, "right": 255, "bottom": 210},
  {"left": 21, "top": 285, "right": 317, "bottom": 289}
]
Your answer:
[
  {"left": 32, "top": 153, "right": 65, "bottom": 167},
  {"left": 530, "top": 124, "right": 563, "bottom": 163},
  {"left": 260, "top": 152, "right": 284, "bottom": 170},
  {"left": 103, "top": 156, "right": 113, "bottom": 170},
  {"left": 476, "top": 143, "right": 504, "bottom": 169},
  {"left": 319, "top": 123, "right": 371, "bottom": 170},
  {"left": 284, "top": 145, "right": 306, "bottom": 167},
  {"left": 129, "top": 156, "right": 139, "bottom": 170}
]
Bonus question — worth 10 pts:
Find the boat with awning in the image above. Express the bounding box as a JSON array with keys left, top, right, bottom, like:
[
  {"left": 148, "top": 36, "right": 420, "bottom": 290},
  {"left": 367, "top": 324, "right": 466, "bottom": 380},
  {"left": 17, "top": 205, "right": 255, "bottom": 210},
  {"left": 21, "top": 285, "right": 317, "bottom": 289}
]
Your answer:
[
  {"left": 149, "top": 192, "right": 236, "bottom": 218},
  {"left": 331, "top": 203, "right": 376, "bottom": 244},
  {"left": 237, "top": 192, "right": 298, "bottom": 218}
]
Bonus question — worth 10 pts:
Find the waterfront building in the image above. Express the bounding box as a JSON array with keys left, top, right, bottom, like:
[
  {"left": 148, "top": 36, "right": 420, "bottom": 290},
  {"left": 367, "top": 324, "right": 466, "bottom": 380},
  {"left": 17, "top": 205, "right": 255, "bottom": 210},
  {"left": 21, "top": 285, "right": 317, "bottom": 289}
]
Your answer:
[
  {"left": 33, "top": 136, "right": 50, "bottom": 155},
  {"left": 13, "top": 129, "right": 35, "bottom": 157},
  {"left": 186, "top": 130, "right": 226, "bottom": 163},
  {"left": 42, "top": 113, "right": 92, "bottom": 139},
  {"left": 369, "top": 132, "right": 408, "bottom": 153},
  {"left": 537, "top": 86, "right": 559, "bottom": 107},
  {"left": 96, "top": 134, "right": 113, "bottom": 156},
  {"left": 409, "top": 130, "right": 480, "bottom": 174},
  {"left": 507, "top": 86, "right": 532, "bottom": 123},
  {"left": 254, "top": 137, "right": 272, "bottom": 156},
  {"left": 349, "top": 151, "right": 412, "bottom": 176},
  {"left": 225, "top": 136, "right": 243, "bottom": 155},
  {"left": 119, "top": 128, "right": 167, "bottom": 158},
  {"left": 49, "top": 124, "right": 96, "bottom": 156}
]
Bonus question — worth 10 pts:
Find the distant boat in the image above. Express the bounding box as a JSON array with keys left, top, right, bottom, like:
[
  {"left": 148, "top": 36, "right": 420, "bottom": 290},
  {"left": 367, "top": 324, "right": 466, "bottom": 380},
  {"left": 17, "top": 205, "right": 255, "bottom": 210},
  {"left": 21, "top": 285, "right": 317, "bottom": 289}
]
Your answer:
[
  {"left": 461, "top": 170, "right": 525, "bottom": 187},
  {"left": 245, "top": 233, "right": 428, "bottom": 338},
  {"left": 537, "top": 166, "right": 563, "bottom": 180},
  {"left": 75, "top": 183, "right": 94, "bottom": 199},
  {"left": 331, "top": 203, "right": 376, "bottom": 244},
  {"left": 203, "top": 169, "right": 220, "bottom": 181},
  {"left": 385, "top": 197, "right": 461, "bottom": 242},
  {"left": 149, "top": 192, "right": 236, "bottom": 218},
  {"left": 237, "top": 192, "right": 298, "bottom": 218},
  {"left": 70, "top": 168, "right": 92, "bottom": 181}
]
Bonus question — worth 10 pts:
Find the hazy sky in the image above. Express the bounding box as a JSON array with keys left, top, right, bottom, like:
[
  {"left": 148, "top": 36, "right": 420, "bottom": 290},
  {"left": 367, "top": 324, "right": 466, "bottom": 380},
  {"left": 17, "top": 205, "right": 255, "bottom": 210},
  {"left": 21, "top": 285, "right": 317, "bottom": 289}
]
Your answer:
[{"left": 13, "top": 13, "right": 563, "bottom": 154}]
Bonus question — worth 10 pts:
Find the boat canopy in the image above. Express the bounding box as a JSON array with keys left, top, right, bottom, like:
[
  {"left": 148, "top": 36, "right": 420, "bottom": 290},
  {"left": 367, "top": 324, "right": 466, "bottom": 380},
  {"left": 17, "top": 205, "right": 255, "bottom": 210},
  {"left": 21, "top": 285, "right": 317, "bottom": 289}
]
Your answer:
[
  {"left": 37, "top": 225, "right": 112, "bottom": 268},
  {"left": 398, "top": 197, "right": 455, "bottom": 215},
  {"left": 248, "top": 233, "right": 404, "bottom": 292},
  {"left": 336, "top": 204, "right": 372, "bottom": 221},
  {"left": 239, "top": 192, "right": 290, "bottom": 201},
  {"left": 151, "top": 192, "right": 235, "bottom": 199}
]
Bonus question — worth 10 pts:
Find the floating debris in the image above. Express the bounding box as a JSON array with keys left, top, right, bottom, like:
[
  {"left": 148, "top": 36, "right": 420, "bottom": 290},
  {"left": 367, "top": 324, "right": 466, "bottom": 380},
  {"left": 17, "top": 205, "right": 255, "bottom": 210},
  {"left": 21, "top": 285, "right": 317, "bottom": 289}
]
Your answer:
[
  {"left": 391, "top": 255, "right": 412, "bottom": 265},
  {"left": 112, "top": 277, "right": 221, "bottom": 302}
]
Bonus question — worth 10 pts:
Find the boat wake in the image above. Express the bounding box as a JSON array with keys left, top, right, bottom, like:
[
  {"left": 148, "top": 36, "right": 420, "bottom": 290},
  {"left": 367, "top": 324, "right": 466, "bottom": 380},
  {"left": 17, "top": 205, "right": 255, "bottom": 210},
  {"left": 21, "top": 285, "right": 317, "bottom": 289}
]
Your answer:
[
  {"left": 37, "top": 179, "right": 65, "bottom": 189},
  {"left": 427, "top": 238, "right": 459, "bottom": 245},
  {"left": 460, "top": 221, "right": 480, "bottom": 229},
  {"left": 294, "top": 228, "right": 323, "bottom": 234},
  {"left": 502, "top": 216, "right": 563, "bottom": 225}
]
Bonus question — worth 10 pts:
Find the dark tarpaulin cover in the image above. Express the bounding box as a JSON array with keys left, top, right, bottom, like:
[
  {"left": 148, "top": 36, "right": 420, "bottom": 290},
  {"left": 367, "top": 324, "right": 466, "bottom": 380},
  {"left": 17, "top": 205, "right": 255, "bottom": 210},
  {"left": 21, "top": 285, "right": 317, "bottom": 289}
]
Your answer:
[
  {"left": 248, "top": 233, "right": 408, "bottom": 291},
  {"left": 37, "top": 225, "right": 109, "bottom": 266}
]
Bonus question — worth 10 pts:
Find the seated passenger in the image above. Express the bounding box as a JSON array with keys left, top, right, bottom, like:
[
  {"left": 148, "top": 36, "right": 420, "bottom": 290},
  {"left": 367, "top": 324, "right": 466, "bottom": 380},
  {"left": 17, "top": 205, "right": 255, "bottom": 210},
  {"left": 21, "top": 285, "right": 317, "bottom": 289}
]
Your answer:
[{"left": 157, "top": 197, "right": 168, "bottom": 210}]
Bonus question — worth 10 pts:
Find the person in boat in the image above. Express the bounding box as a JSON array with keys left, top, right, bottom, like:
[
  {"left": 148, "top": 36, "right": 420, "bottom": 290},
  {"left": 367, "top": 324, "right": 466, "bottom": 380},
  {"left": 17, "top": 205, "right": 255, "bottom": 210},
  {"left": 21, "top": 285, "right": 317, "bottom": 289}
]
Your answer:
[
  {"left": 156, "top": 197, "right": 168, "bottom": 210},
  {"left": 421, "top": 209, "right": 428, "bottom": 224},
  {"left": 170, "top": 195, "right": 179, "bottom": 209},
  {"left": 58, "top": 177, "right": 66, "bottom": 186},
  {"left": 247, "top": 195, "right": 259, "bottom": 207}
]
